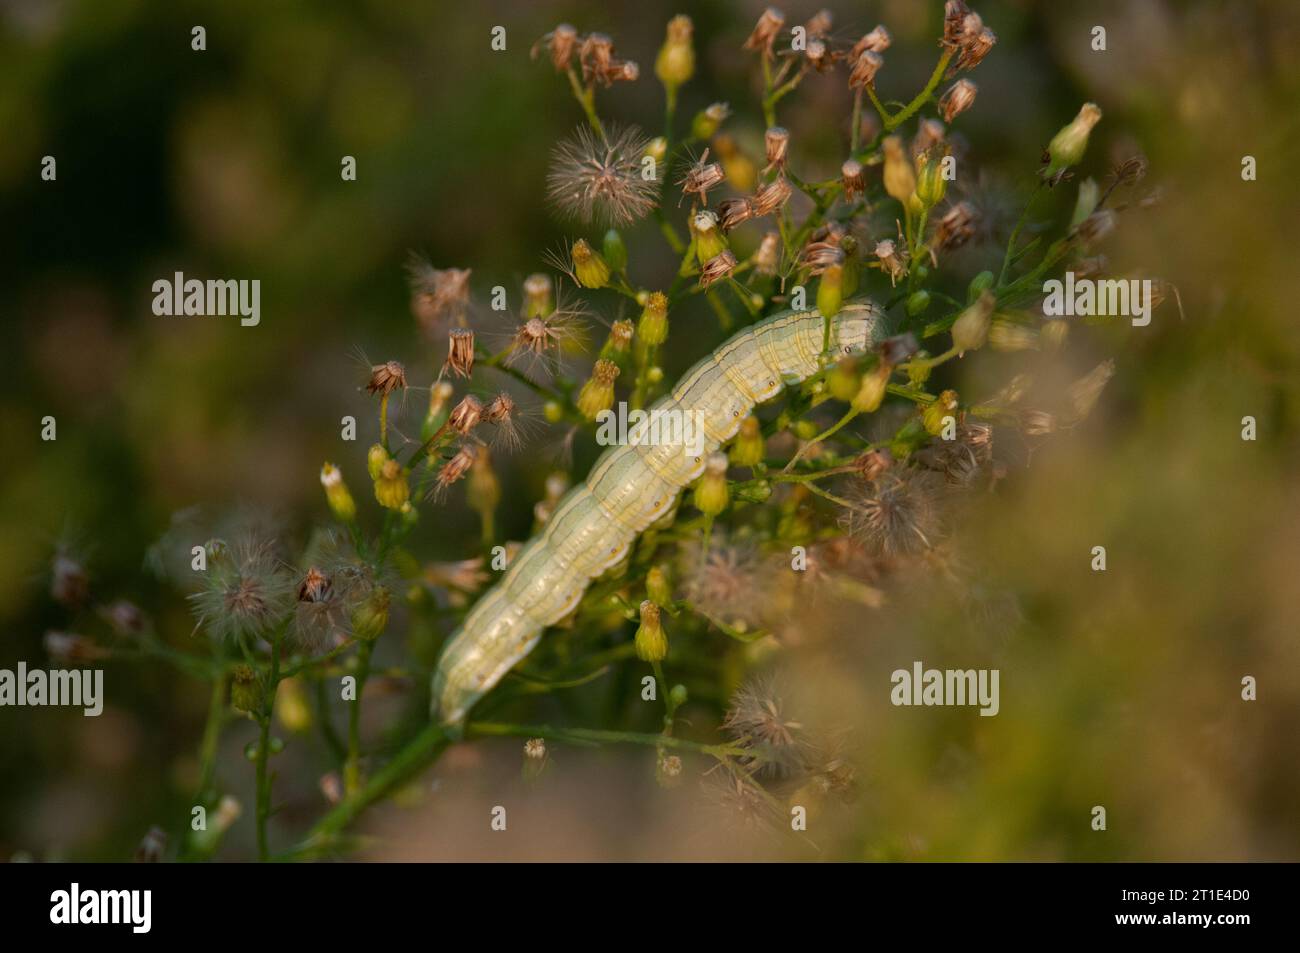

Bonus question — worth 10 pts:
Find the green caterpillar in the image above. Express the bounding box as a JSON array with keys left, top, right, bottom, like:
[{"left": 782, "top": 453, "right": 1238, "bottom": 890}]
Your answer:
[{"left": 432, "top": 298, "right": 884, "bottom": 726}]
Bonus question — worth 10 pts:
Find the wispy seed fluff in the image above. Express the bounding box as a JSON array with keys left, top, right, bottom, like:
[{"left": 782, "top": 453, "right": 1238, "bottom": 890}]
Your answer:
[
  {"left": 189, "top": 539, "right": 294, "bottom": 643},
  {"left": 547, "top": 125, "right": 660, "bottom": 228}
]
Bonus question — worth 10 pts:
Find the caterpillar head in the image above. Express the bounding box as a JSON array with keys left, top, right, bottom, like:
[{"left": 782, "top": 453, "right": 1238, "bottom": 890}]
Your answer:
[{"left": 833, "top": 298, "right": 882, "bottom": 357}]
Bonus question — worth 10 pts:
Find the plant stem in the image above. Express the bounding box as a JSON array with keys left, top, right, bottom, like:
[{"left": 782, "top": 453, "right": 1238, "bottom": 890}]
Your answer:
[
  {"left": 344, "top": 639, "right": 374, "bottom": 796},
  {"left": 254, "top": 630, "right": 282, "bottom": 862}
]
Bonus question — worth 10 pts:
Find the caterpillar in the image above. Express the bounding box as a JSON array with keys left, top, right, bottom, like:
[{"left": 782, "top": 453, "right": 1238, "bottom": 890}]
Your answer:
[{"left": 432, "top": 298, "right": 885, "bottom": 726}]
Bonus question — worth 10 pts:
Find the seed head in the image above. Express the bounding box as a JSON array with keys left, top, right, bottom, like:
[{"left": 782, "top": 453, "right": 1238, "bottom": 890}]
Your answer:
[
  {"left": 448, "top": 394, "right": 484, "bottom": 435},
  {"left": 547, "top": 125, "right": 659, "bottom": 227},
  {"left": 842, "top": 468, "right": 945, "bottom": 557},
  {"left": 849, "top": 50, "right": 883, "bottom": 90},
  {"left": 749, "top": 176, "right": 792, "bottom": 217},
  {"left": 406, "top": 255, "right": 471, "bottom": 330}
]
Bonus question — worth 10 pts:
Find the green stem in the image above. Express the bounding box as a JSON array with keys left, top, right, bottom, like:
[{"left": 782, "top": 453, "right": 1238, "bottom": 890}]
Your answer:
[
  {"left": 344, "top": 639, "right": 374, "bottom": 796},
  {"left": 883, "top": 51, "right": 953, "bottom": 132}
]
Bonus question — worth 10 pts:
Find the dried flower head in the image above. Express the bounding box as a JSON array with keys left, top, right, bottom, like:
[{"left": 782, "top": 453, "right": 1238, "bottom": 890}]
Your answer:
[
  {"left": 802, "top": 242, "right": 845, "bottom": 277},
  {"left": 444, "top": 327, "right": 475, "bottom": 379},
  {"left": 365, "top": 360, "right": 407, "bottom": 397},
  {"left": 723, "top": 675, "right": 809, "bottom": 779},
  {"left": 448, "top": 394, "right": 484, "bottom": 435},
  {"left": 50, "top": 552, "right": 89, "bottom": 607},
  {"left": 753, "top": 231, "right": 781, "bottom": 275},
  {"left": 933, "top": 201, "right": 979, "bottom": 252},
  {"left": 841, "top": 468, "right": 946, "bottom": 558},
  {"left": 849, "top": 50, "right": 884, "bottom": 90},
  {"left": 699, "top": 249, "right": 739, "bottom": 288},
  {"left": 763, "top": 126, "right": 790, "bottom": 174},
  {"left": 189, "top": 539, "right": 294, "bottom": 642},
  {"left": 505, "top": 294, "right": 589, "bottom": 380},
  {"left": 547, "top": 124, "right": 659, "bottom": 227},
  {"left": 743, "top": 7, "right": 785, "bottom": 59},
  {"left": 749, "top": 176, "right": 792, "bottom": 218},
  {"left": 406, "top": 255, "right": 471, "bottom": 330},
  {"left": 678, "top": 149, "right": 726, "bottom": 206},
  {"left": 852, "top": 25, "right": 892, "bottom": 57},
  {"left": 295, "top": 566, "right": 346, "bottom": 650},
  {"left": 532, "top": 23, "right": 579, "bottom": 72},
  {"left": 841, "top": 158, "right": 866, "bottom": 201},
  {"left": 939, "top": 79, "right": 977, "bottom": 122},
  {"left": 431, "top": 444, "right": 477, "bottom": 500},
  {"left": 717, "top": 197, "right": 754, "bottom": 231},
  {"left": 874, "top": 239, "right": 908, "bottom": 285}
]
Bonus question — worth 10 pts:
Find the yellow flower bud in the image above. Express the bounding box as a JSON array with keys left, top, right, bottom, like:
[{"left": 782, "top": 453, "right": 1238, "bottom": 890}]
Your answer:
[
  {"left": 366, "top": 444, "right": 388, "bottom": 481},
  {"left": 952, "top": 290, "right": 994, "bottom": 354},
  {"left": 646, "top": 565, "right": 674, "bottom": 607},
  {"left": 654, "top": 15, "right": 695, "bottom": 91},
  {"left": 816, "top": 263, "right": 843, "bottom": 320},
  {"left": 374, "top": 458, "right": 410, "bottom": 510},
  {"left": 571, "top": 238, "right": 610, "bottom": 289},
  {"left": 320, "top": 463, "right": 356, "bottom": 522},
  {"left": 1045, "top": 103, "right": 1102, "bottom": 181},
  {"left": 577, "top": 359, "right": 620, "bottom": 420},
  {"left": 882, "top": 135, "right": 916, "bottom": 205},
  {"left": 915, "top": 151, "right": 948, "bottom": 209},
  {"left": 692, "top": 452, "right": 730, "bottom": 516},
  {"left": 634, "top": 600, "right": 668, "bottom": 662},
  {"left": 851, "top": 362, "right": 890, "bottom": 414},
  {"left": 729, "top": 415, "right": 765, "bottom": 467},
  {"left": 638, "top": 291, "right": 669, "bottom": 347},
  {"left": 923, "top": 389, "right": 960, "bottom": 436}
]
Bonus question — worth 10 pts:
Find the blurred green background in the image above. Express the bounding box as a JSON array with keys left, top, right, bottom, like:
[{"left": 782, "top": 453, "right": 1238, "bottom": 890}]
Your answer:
[{"left": 1, "top": 0, "right": 1298, "bottom": 860}]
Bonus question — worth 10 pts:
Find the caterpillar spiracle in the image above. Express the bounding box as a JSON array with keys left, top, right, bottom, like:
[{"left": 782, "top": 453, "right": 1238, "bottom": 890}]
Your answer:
[{"left": 432, "top": 298, "right": 885, "bottom": 727}]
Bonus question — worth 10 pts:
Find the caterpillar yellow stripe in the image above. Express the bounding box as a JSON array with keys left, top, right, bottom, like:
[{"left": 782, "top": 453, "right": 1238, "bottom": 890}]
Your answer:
[{"left": 432, "top": 298, "right": 885, "bottom": 726}]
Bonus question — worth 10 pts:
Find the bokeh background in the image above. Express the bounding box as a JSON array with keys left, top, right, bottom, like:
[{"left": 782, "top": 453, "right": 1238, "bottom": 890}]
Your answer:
[{"left": 1, "top": 0, "right": 1298, "bottom": 860}]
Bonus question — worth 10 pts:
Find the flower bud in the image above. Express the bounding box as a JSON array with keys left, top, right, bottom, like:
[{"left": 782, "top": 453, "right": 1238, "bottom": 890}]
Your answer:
[
  {"left": 729, "top": 415, "right": 765, "bottom": 467},
  {"left": 851, "top": 362, "right": 890, "bottom": 414},
  {"left": 690, "top": 101, "right": 730, "bottom": 141},
  {"left": 816, "top": 263, "right": 843, "bottom": 320},
  {"left": 571, "top": 238, "right": 610, "bottom": 289},
  {"left": 602, "top": 228, "right": 628, "bottom": 273},
  {"left": 692, "top": 452, "right": 730, "bottom": 516},
  {"left": 351, "top": 586, "right": 390, "bottom": 642},
  {"left": 643, "top": 136, "right": 668, "bottom": 164},
  {"left": 320, "top": 463, "right": 357, "bottom": 522},
  {"left": 635, "top": 600, "right": 669, "bottom": 662},
  {"left": 828, "top": 359, "right": 860, "bottom": 402},
  {"left": 907, "top": 351, "right": 932, "bottom": 386},
  {"left": 915, "top": 151, "right": 948, "bottom": 209},
  {"left": 466, "top": 448, "right": 501, "bottom": 515},
  {"left": 967, "top": 269, "right": 995, "bottom": 301},
  {"left": 923, "top": 389, "right": 960, "bottom": 436},
  {"left": 638, "top": 291, "right": 669, "bottom": 347},
  {"left": 952, "top": 290, "right": 994, "bottom": 354},
  {"left": 1040, "top": 318, "right": 1069, "bottom": 353},
  {"left": 374, "top": 458, "right": 410, "bottom": 510},
  {"left": 1045, "top": 103, "right": 1102, "bottom": 181},
  {"left": 646, "top": 565, "right": 674, "bottom": 607},
  {"left": 422, "top": 380, "right": 455, "bottom": 440},
  {"left": 366, "top": 444, "right": 388, "bottom": 481},
  {"left": 523, "top": 272, "right": 553, "bottom": 318},
  {"left": 989, "top": 319, "right": 1040, "bottom": 352},
  {"left": 230, "top": 664, "right": 263, "bottom": 716},
  {"left": 882, "top": 135, "right": 916, "bottom": 205},
  {"left": 905, "top": 290, "right": 931, "bottom": 316},
  {"left": 577, "top": 359, "right": 620, "bottom": 420},
  {"left": 693, "top": 210, "right": 727, "bottom": 263},
  {"left": 655, "top": 14, "right": 695, "bottom": 91}
]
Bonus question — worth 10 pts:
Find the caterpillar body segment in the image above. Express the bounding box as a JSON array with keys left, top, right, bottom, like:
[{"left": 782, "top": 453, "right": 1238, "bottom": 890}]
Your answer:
[{"left": 432, "top": 299, "right": 884, "bottom": 725}]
